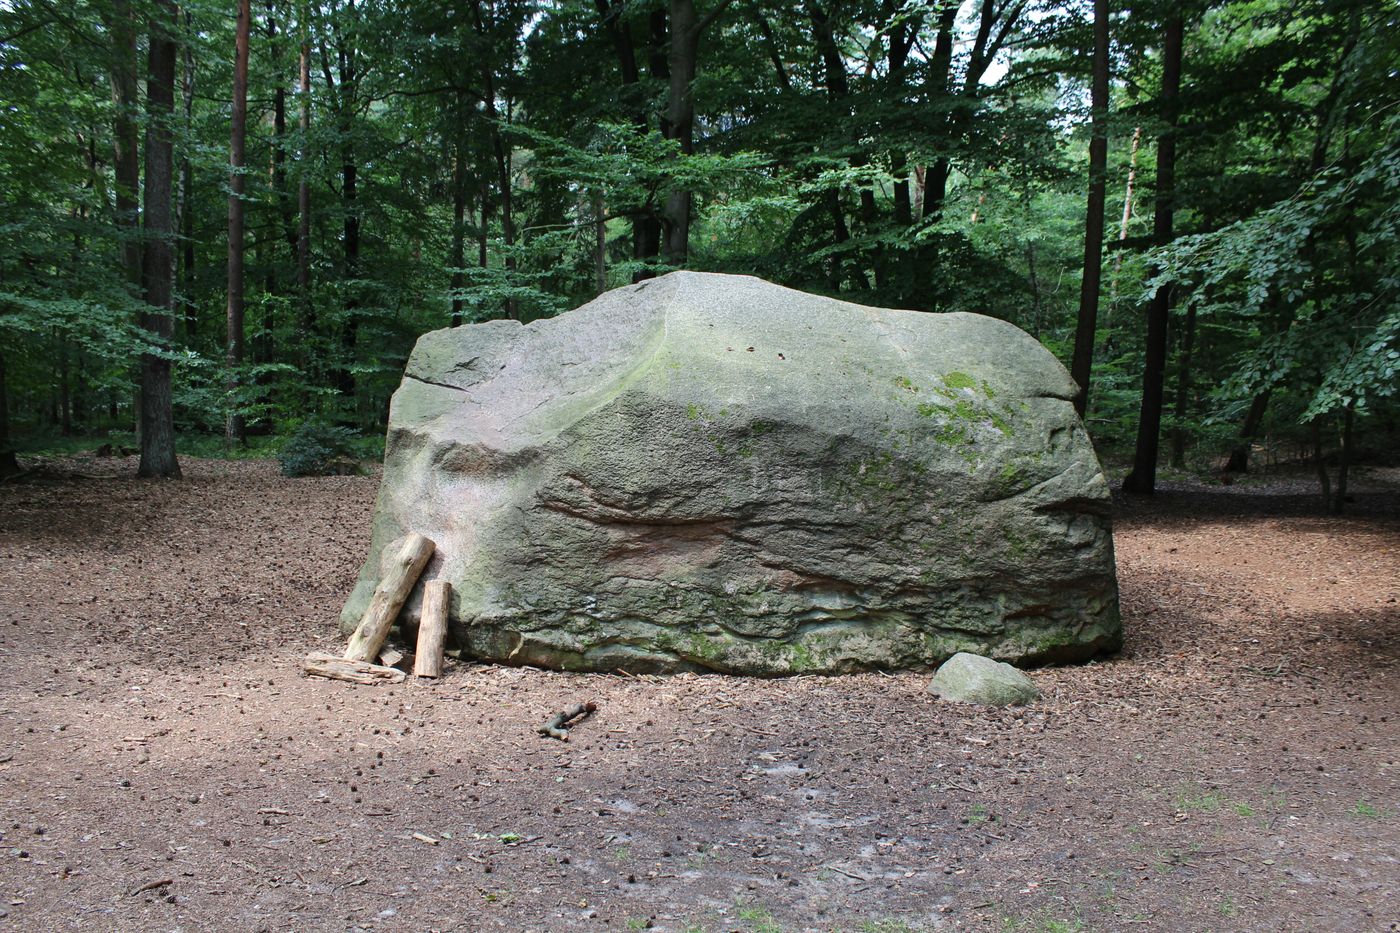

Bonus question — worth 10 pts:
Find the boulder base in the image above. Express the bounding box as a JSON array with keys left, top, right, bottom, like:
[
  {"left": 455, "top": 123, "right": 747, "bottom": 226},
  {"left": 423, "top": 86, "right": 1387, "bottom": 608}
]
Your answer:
[
  {"left": 927, "top": 652, "right": 1041, "bottom": 706},
  {"left": 342, "top": 272, "right": 1120, "bottom": 674}
]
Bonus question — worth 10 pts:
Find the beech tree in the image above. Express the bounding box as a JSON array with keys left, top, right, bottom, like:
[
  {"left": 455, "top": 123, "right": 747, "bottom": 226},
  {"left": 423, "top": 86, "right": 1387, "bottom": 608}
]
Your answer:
[
  {"left": 136, "top": 0, "right": 180, "bottom": 479},
  {"left": 0, "top": 0, "right": 1393, "bottom": 503}
]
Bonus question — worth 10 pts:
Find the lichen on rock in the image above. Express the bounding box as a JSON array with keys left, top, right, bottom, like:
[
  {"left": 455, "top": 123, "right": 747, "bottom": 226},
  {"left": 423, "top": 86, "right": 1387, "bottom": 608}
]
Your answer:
[{"left": 341, "top": 272, "right": 1121, "bottom": 674}]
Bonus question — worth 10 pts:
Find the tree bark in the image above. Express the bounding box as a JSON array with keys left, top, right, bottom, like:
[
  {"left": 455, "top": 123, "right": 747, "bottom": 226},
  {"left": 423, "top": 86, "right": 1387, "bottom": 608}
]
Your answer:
[
  {"left": 594, "top": 189, "right": 607, "bottom": 295},
  {"left": 0, "top": 349, "right": 18, "bottom": 478},
  {"left": 138, "top": 0, "right": 181, "bottom": 479},
  {"left": 226, "top": 0, "right": 251, "bottom": 447},
  {"left": 1108, "top": 125, "right": 1142, "bottom": 307},
  {"left": 1070, "top": 0, "right": 1110, "bottom": 418},
  {"left": 662, "top": 0, "right": 698, "bottom": 265},
  {"left": 1169, "top": 304, "right": 1197, "bottom": 467},
  {"left": 450, "top": 134, "right": 467, "bottom": 327},
  {"left": 296, "top": 22, "right": 312, "bottom": 335},
  {"left": 661, "top": 0, "right": 731, "bottom": 265},
  {"left": 179, "top": 15, "right": 197, "bottom": 343},
  {"left": 1331, "top": 405, "right": 1354, "bottom": 515},
  {"left": 1224, "top": 390, "right": 1270, "bottom": 473},
  {"left": 1122, "top": 11, "right": 1183, "bottom": 495},
  {"left": 105, "top": 0, "right": 142, "bottom": 289}
]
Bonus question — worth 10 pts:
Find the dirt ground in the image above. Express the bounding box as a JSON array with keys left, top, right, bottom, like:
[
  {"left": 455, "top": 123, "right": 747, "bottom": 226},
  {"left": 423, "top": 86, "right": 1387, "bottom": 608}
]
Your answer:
[{"left": 0, "top": 457, "right": 1396, "bottom": 932}]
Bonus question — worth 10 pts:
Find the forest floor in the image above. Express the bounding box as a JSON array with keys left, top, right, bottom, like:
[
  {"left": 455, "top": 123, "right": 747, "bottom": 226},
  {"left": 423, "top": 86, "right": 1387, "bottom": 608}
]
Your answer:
[{"left": 0, "top": 456, "right": 1397, "bottom": 933}]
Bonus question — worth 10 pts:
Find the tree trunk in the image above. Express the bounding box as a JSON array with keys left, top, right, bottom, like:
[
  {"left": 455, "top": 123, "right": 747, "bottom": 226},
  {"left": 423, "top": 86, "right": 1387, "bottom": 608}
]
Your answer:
[
  {"left": 1225, "top": 390, "right": 1271, "bottom": 473},
  {"left": 663, "top": 0, "right": 698, "bottom": 265},
  {"left": 106, "top": 0, "right": 142, "bottom": 289},
  {"left": 296, "top": 25, "right": 312, "bottom": 335},
  {"left": 450, "top": 133, "right": 467, "bottom": 327},
  {"left": 0, "top": 349, "right": 18, "bottom": 478},
  {"left": 1331, "top": 405, "right": 1354, "bottom": 515},
  {"left": 178, "top": 8, "right": 196, "bottom": 343},
  {"left": 593, "top": 0, "right": 660, "bottom": 280},
  {"left": 594, "top": 189, "right": 607, "bottom": 295},
  {"left": 1122, "top": 11, "right": 1183, "bottom": 496},
  {"left": 138, "top": 0, "right": 181, "bottom": 480},
  {"left": 1170, "top": 304, "right": 1197, "bottom": 467},
  {"left": 919, "top": 4, "right": 958, "bottom": 223},
  {"left": 661, "top": 0, "right": 731, "bottom": 265},
  {"left": 1108, "top": 125, "right": 1142, "bottom": 307},
  {"left": 488, "top": 126, "right": 515, "bottom": 318},
  {"left": 1070, "top": 0, "right": 1110, "bottom": 418},
  {"left": 1311, "top": 416, "right": 1330, "bottom": 505},
  {"left": 225, "top": 0, "right": 250, "bottom": 447},
  {"left": 339, "top": 149, "right": 360, "bottom": 401}
]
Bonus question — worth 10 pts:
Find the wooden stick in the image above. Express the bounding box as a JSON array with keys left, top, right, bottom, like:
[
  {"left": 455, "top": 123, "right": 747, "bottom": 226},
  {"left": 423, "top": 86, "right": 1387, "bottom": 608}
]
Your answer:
[
  {"left": 344, "top": 533, "right": 435, "bottom": 663},
  {"left": 414, "top": 579, "right": 451, "bottom": 678},
  {"left": 537, "top": 701, "right": 597, "bottom": 741},
  {"left": 303, "top": 651, "right": 407, "bottom": 685}
]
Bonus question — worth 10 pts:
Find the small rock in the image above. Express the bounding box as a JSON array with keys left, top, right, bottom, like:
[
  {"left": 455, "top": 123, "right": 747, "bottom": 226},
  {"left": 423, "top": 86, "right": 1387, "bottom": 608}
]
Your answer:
[{"left": 927, "top": 652, "right": 1040, "bottom": 706}]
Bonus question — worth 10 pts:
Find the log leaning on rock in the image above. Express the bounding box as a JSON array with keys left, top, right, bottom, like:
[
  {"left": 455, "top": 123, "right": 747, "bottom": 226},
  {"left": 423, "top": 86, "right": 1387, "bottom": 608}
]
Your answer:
[
  {"left": 343, "top": 533, "right": 435, "bottom": 663},
  {"left": 303, "top": 651, "right": 407, "bottom": 685},
  {"left": 414, "top": 580, "right": 451, "bottom": 678}
]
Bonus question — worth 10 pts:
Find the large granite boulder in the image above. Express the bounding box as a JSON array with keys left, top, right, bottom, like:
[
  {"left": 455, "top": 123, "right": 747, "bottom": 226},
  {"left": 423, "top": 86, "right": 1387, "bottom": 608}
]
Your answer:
[{"left": 341, "top": 272, "right": 1120, "bottom": 674}]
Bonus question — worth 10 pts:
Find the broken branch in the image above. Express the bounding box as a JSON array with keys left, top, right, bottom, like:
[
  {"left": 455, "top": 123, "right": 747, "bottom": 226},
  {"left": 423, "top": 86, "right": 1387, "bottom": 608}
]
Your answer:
[{"left": 537, "top": 701, "right": 597, "bottom": 741}]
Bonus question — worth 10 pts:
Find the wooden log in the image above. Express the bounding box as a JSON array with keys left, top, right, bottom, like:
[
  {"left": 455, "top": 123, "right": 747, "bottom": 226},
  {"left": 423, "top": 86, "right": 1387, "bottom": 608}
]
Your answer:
[
  {"left": 414, "top": 579, "right": 451, "bottom": 678},
  {"left": 378, "top": 646, "right": 405, "bottom": 668},
  {"left": 303, "top": 651, "right": 406, "bottom": 685},
  {"left": 344, "top": 533, "right": 435, "bottom": 663}
]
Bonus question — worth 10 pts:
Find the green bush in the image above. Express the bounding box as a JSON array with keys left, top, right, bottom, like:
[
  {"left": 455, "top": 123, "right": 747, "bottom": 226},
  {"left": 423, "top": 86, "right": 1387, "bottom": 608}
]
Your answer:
[{"left": 277, "top": 422, "right": 363, "bottom": 477}]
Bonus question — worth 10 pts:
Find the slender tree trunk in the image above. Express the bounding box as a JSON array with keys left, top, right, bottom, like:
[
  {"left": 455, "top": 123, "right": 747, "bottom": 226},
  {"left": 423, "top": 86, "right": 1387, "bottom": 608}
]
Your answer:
[
  {"left": 59, "top": 331, "right": 72, "bottom": 436},
  {"left": 920, "top": 4, "right": 957, "bottom": 223},
  {"left": 1225, "top": 390, "right": 1270, "bottom": 473},
  {"left": 179, "top": 8, "right": 196, "bottom": 342},
  {"left": 138, "top": 0, "right": 182, "bottom": 479},
  {"left": 811, "top": 1, "right": 857, "bottom": 290},
  {"left": 1170, "top": 305, "right": 1197, "bottom": 467},
  {"left": 1311, "top": 416, "right": 1330, "bottom": 505},
  {"left": 1070, "top": 0, "right": 1110, "bottom": 418},
  {"left": 488, "top": 126, "right": 515, "bottom": 318},
  {"left": 340, "top": 151, "right": 360, "bottom": 400},
  {"left": 0, "top": 349, "right": 17, "bottom": 478},
  {"left": 663, "top": 0, "right": 698, "bottom": 265},
  {"left": 1026, "top": 241, "right": 1043, "bottom": 338},
  {"left": 296, "top": 25, "right": 312, "bottom": 330},
  {"left": 106, "top": 0, "right": 142, "bottom": 288},
  {"left": 1122, "top": 11, "right": 1183, "bottom": 495},
  {"left": 1332, "top": 405, "right": 1354, "bottom": 514},
  {"left": 225, "top": 0, "right": 251, "bottom": 447},
  {"left": 450, "top": 137, "right": 467, "bottom": 327},
  {"left": 479, "top": 179, "right": 490, "bottom": 272},
  {"left": 594, "top": 189, "right": 607, "bottom": 295},
  {"left": 1108, "top": 125, "right": 1142, "bottom": 307}
]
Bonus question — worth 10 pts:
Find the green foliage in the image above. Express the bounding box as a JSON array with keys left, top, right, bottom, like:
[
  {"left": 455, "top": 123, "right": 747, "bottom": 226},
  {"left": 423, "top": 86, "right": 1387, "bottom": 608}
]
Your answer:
[
  {"left": 0, "top": 0, "right": 1394, "bottom": 491},
  {"left": 277, "top": 421, "right": 363, "bottom": 478}
]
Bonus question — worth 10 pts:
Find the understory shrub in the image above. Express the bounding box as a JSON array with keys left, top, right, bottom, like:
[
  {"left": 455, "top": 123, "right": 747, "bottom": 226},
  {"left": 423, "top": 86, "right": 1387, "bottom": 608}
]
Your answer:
[{"left": 278, "top": 422, "right": 362, "bottom": 477}]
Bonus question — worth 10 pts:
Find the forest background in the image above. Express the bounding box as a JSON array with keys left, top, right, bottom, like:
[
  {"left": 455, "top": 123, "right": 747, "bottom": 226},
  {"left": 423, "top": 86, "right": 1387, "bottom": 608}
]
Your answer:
[{"left": 0, "top": 0, "right": 1396, "bottom": 506}]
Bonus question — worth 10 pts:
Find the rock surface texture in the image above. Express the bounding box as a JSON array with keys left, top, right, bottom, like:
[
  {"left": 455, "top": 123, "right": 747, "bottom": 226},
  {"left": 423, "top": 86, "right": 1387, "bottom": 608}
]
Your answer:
[
  {"left": 927, "top": 652, "right": 1042, "bottom": 706},
  {"left": 341, "top": 272, "right": 1120, "bottom": 674}
]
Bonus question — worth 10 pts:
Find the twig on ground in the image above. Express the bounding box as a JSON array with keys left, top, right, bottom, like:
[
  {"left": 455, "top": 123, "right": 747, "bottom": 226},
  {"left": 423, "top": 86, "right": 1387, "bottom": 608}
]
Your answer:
[
  {"left": 537, "top": 701, "right": 597, "bottom": 741},
  {"left": 129, "top": 878, "right": 173, "bottom": 896}
]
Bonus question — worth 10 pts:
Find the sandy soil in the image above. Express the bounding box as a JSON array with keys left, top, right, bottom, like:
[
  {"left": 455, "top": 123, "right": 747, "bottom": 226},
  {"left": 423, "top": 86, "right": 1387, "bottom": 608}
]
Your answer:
[{"left": 0, "top": 457, "right": 1396, "bottom": 932}]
